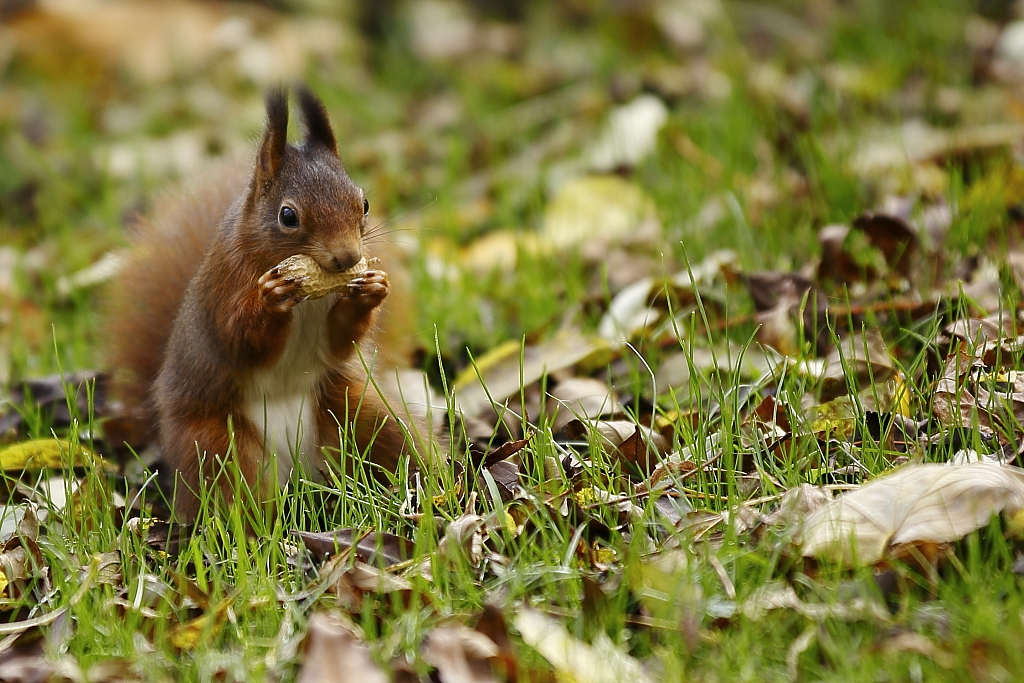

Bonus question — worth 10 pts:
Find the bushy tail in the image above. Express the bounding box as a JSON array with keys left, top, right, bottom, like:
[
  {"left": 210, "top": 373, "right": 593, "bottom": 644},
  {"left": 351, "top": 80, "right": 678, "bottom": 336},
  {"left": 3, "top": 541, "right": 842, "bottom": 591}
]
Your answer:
[{"left": 105, "top": 162, "right": 248, "bottom": 448}]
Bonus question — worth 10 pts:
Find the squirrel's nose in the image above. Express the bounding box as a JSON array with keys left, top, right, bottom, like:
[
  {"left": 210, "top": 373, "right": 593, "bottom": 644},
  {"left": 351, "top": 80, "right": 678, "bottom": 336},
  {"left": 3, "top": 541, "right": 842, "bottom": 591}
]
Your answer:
[{"left": 326, "top": 251, "right": 361, "bottom": 273}]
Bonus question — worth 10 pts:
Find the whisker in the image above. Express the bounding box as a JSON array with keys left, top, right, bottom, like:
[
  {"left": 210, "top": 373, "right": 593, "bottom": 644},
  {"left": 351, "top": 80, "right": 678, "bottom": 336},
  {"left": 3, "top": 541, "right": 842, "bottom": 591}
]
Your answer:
[{"left": 364, "top": 196, "right": 437, "bottom": 234}]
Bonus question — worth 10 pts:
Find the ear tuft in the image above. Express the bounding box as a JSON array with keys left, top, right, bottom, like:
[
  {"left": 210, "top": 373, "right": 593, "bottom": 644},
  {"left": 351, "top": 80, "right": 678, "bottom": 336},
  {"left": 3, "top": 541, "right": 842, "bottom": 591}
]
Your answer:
[
  {"left": 295, "top": 83, "right": 338, "bottom": 157},
  {"left": 256, "top": 85, "right": 289, "bottom": 187}
]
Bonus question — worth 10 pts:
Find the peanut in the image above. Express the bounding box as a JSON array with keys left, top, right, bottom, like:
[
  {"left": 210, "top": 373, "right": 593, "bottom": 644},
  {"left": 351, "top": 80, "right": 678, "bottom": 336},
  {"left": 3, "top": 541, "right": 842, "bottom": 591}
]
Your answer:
[{"left": 274, "top": 254, "right": 372, "bottom": 300}]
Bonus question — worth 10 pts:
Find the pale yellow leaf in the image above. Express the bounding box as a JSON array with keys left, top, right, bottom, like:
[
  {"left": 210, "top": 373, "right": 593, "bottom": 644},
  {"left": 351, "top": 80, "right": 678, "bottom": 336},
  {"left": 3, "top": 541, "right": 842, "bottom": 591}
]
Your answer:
[{"left": 801, "top": 463, "right": 1024, "bottom": 564}]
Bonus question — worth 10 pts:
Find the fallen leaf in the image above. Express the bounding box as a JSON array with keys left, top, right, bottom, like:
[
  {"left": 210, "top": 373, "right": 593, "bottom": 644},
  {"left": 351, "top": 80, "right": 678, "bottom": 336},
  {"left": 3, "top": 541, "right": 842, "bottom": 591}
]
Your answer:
[
  {"left": 820, "top": 330, "right": 897, "bottom": 402},
  {"left": 876, "top": 631, "right": 955, "bottom": 668},
  {"left": 0, "top": 653, "right": 83, "bottom": 683},
  {"left": 741, "top": 581, "right": 889, "bottom": 622},
  {"left": 0, "top": 371, "right": 108, "bottom": 436},
  {"left": 514, "top": 606, "right": 654, "bottom": 683},
  {"left": 437, "top": 515, "right": 486, "bottom": 568},
  {"left": 851, "top": 212, "right": 918, "bottom": 279},
  {"left": 54, "top": 250, "right": 126, "bottom": 299},
  {"left": 851, "top": 121, "right": 1024, "bottom": 177},
  {"left": 540, "top": 175, "right": 659, "bottom": 259},
  {"left": 0, "top": 439, "right": 111, "bottom": 473},
  {"left": 473, "top": 604, "right": 518, "bottom": 681},
  {"left": 292, "top": 529, "right": 415, "bottom": 568},
  {"left": 801, "top": 463, "right": 1024, "bottom": 565},
  {"left": 583, "top": 94, "right": 668, "bottom": 172},
  {"left": 565, "top": 419, "right": 669, "bottom": 474},
  {"left": 297, "top": 612, "right": 388, "bottom": 683},
  {"left": 548, "top": 377, "right": 623, "bottom": 433},
  {"left": 422, "top": 623, "right": 499, "bottom": 683},
  {"left": 166, "top": 596, "right": 233, "bottom": 650},
  {"left": 454, "top": 331, "right": 617, "bottom": 417}
]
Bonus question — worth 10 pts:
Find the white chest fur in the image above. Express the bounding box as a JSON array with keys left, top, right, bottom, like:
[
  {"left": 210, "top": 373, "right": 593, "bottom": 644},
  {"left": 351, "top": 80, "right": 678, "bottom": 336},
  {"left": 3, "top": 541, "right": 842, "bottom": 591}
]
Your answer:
[{"left": 244, "top": 295, "right": 335, "bottom": 485}]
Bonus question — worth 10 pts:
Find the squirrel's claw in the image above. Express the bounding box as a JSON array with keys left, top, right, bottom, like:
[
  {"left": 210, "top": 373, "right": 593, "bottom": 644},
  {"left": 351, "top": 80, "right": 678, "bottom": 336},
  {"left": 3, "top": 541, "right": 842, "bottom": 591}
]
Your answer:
[
  {"left": 259, "top": 270, "right": 306, "bottom": 312},
  {"left": 341, "top": 270, "right": 390, "bottom": 310}
]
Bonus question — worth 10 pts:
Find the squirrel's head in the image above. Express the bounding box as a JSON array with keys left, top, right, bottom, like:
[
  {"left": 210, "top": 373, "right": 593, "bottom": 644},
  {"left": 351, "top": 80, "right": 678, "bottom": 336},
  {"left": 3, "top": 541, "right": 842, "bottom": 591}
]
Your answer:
[{"left": 243, "top": 85, "right": 367, "bottom": 274}]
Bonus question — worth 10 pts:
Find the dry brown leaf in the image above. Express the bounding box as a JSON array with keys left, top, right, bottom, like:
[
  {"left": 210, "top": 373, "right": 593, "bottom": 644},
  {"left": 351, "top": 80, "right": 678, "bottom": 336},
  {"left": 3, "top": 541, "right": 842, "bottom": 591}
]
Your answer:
[
  {"left": 851, "top": 212, "right": 918, "bottom": 278},
  {"left": 473, "top": 604, "right": 519, "bottom": 681},
  {"left": 801, "top": 463, "right": 1024, "bottom": 565},
  {"left": 820, "top": 329, "right": 896, "bottom": 401},
  {"left": 297, "top": 612, "right": 388, "bottom": 683},
  {"left": 479, "top": 460, "right": 522, "bottom": 503},
  {"left": 0, "top": 654, "right": 83, "bottom": 683},
  {"left": 292, "top": 529, "right": 415, "bottom": 568},
  {"left": 437, "top": 515, "right": 486, "bottom": 568},
  {"left": 746, "top": 271, "right": 826, "bottom": 356},
  {"left": 565, "top": 419, "right": 669, "bottom": 474},
  {"left": 422, "top": 624, "right": 499, "bottom": 683}
]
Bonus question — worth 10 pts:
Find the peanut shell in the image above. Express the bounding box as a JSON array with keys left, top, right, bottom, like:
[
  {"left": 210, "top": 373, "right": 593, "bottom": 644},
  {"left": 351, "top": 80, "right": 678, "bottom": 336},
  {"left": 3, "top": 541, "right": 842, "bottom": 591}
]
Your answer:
[{"left": 274, "top": 254, "right": 370, "bottom": 300}]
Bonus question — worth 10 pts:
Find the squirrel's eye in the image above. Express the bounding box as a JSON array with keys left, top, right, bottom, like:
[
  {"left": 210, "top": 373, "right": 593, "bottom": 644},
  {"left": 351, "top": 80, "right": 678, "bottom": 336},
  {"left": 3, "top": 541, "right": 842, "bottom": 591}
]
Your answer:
[
  {"left": 363, "top": 198, "right": 370, "bottom": 216},
  {"left": 279, "top": 205, "right": 298, "bottom": 228}
]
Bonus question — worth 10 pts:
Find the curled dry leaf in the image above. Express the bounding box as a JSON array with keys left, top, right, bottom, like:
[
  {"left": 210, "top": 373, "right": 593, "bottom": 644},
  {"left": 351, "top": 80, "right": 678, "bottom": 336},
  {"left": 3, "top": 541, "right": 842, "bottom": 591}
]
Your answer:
[
  {"left": 422, "top": 623, "right": 500, "bottom": 683},
  {"left": 851, "top": 212, "right": 918, "bottom": 278},
  {"left": 746, "top": 271, "right": 827, "bottom": 356},
  {"left": 933, "top": 313, "right": 1016, "bottom": 360},
  {"left": 298, "top": 612, "right": 388, "bottom": 683},
  {"left": 292, "top": 529, "right": 415, "bottom": 568},
  {"left": 800, "top": 463, "right": 1024, "bottom": 565},
  {"left": 565, "top": 420, "right": 668, "bottom": 475},
  {"left": 515, "top": 606, "right": 654, "bottom": 683},
  {"left": 479, "top": 460, "right": 522, "bottom": 504},
  {"left": 437, "top": 514, "right": 486, "bottom": 568}
]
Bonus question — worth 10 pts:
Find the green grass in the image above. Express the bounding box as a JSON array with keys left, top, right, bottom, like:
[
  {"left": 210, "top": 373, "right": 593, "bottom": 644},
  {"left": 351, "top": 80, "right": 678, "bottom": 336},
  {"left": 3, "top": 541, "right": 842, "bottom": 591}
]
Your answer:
[{"left": 2, "top": 0, "right": 1024, "bottom": 680}]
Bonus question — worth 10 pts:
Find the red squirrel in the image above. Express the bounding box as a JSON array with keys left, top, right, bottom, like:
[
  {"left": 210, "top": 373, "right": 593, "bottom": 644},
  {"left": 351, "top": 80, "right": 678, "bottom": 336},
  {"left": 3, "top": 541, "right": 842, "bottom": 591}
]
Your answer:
[{"left": 106, "top": 85, "right": 424, "bottom": 521}]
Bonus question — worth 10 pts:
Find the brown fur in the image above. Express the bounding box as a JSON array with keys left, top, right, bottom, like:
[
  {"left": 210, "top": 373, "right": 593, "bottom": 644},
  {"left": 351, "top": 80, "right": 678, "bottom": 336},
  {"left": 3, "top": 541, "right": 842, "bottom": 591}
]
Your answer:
[{"left": 105, "top": 85, "right": 425, "bottom": 522}]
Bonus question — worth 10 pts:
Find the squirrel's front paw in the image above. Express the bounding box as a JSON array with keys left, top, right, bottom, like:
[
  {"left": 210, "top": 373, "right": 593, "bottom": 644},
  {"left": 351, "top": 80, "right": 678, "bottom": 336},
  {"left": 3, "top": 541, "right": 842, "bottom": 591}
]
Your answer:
[
  {"left": 342, "top": 270, "right": 390, "bottom": 310},
  {"left": 259, "top": 268, "right": 307, "bottom": 313}
]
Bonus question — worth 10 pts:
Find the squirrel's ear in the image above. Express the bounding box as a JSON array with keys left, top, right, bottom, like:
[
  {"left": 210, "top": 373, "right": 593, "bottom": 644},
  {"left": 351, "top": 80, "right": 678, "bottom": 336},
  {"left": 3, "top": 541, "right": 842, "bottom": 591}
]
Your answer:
[
  {"left": 296, "top": 84, "right": 338, "bottom": 157},
  {"left": 256, "top": 86, "right": 289, "bottom": 185}
]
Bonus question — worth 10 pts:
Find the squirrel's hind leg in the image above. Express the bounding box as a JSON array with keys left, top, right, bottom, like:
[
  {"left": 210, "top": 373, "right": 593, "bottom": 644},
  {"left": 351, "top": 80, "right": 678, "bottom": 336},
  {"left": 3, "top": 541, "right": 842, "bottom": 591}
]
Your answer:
[{"left": 161, "top": 414, "right": 265, "bottom": 522}]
